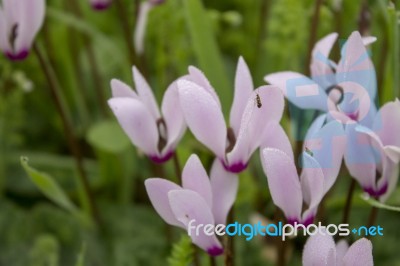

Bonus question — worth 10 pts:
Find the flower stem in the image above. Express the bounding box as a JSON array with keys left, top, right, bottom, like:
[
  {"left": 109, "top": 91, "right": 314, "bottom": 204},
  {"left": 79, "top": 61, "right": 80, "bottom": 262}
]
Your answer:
[
  {"left": 210, "top": 255, "right": 217, "bottom": 266},
  {"left": 342, "top": 179, "right": 356, "bottom": 225},
  {"left": 172, "top": 152, "right": 182, "bottom": 184},
  {"left": 33, "top": 43, "right": 101, "bottom": 226},
  {"left": 225, "top": 207, "right": 235, "bottom": 266},
  {"left": 193, "top": 244, "right": 201, "bottom": 266},
  {"left": 115, "top": 0, "right": 137, "bottom": 66},
  {"left": 305, "top": 0, "right": 323, "bottom": 76}
]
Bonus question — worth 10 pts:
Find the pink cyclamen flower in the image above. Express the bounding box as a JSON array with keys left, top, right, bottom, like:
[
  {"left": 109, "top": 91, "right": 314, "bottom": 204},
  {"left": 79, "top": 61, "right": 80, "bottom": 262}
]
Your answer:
[
  {"left": 90, "top": 0, "right": 112, "bottom": 10},
  {"left": 261, "top": 120, "right": 344, "bottom": 225},
  {"left": 0, "top": 0, "right": 45, "bottom": 60},
  {"left": 265, "top": 31, "right": 377, "bottom": 127},
  {"left": 344, "top": 99, "right": 400, "bottom": 200},
  {"left": 145, "top": 154, "right": 238, "bottom": 256},
  {"left": 303, "top": 229, "right": 373, "bottom": 266},
  {"left": 177, "top": 57, "right": 284, "bottom": 173},
  {"left": 108, "top": 66, "right": 186, "bottom": 163}
]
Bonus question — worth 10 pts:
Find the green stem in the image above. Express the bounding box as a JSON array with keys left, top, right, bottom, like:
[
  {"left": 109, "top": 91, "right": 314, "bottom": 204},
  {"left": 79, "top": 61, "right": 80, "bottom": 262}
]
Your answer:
[
  {"left": 33, "top": 43, "right": 101, "bottom": 226},
  {"left": 305, "top": 0, "right": 323, "bottom": 76},
  {"left": 225, "top": 207, "right": 235, "bottom": 266},
  {"left": 342, "top": 179, "right": 356, "bottom": 225},
  {"left": 115, "top": 0, "right": 137, "bottom": 66}
]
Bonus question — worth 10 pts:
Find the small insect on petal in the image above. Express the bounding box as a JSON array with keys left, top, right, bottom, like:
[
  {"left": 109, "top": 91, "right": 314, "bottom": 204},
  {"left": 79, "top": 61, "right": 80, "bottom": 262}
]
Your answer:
[
  {"left": 256, "top": 93, "right": 262, "bottom": 108},
  {"left": 305, "top": 147, "right": 314, "bottom": 157}
]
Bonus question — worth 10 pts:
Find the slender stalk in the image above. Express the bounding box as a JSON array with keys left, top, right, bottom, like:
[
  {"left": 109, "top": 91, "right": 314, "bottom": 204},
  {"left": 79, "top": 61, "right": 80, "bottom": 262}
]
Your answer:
[
  {"left": 33, "top": 43, "right": 100, "bottom": 226},
  {"left": 192, "top": 244, "right": 201, "bottom": 266},
  {"left": 225, "top": 207, "right": 235, "bottom": 266},
  {"left": 255, "top": 0, "right": 271, "bottom": 64},
  {"left": 305, "top": 0, "right": 323, "bottom": 76},
  {"left": 172, "top": 152, "right": 182, "bottom": 184},
  {"left": 210, "top": 255, "right": 217, "bottom": 266},
  {"left": 69, "top": 0, "right": 108, "bottom": 117},
  {"left": 273, "top": 208, "right": 285, "bottom": 266},
  {"left": 342, "top": 179, "right": 356, "bottom": 225},
  {"left": 115, "top": 0, "right": 137, "bottom": 66},
  {"left": 367, "top": 206, "right": 378, "bottom": 228}
]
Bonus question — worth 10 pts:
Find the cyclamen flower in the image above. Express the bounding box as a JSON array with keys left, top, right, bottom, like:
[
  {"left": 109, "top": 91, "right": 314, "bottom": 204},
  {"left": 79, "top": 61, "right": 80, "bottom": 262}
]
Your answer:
[
  {"left": 90, "top": 0, "right": 112, "bottom": 10},
  {"left": 345, "top": 99, "right": 400, "bottom": 200},
  {"left": 303, "top": 229, "right": 373, "bottom": 266},
  {"left": 108, "top": 67, "right": 186, "bottom": 163},
  {"left": 177, "top": 57, "right": 284, "bottom": 173},
  {"left": 145, "top": 154, "right": 238, "bottom": 256},
  {"left": 261, "top": 120, "right": 345, "bottom": 225},
  {"left": 265, "top": 31, "right": 377, "bottom": 126},
  {"left": 0, "top": 0, "right": 45, "bottom": 60}
]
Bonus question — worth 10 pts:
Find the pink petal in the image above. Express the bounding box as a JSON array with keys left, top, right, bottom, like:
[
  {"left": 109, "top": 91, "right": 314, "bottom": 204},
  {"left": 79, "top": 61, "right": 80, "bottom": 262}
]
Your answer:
[
  {"left": 227, "top": 86, "right": 284, "bottom": 167},
  {"left": 108, "top": 97, "right": 158, "bottom": 156},
  {"left": 134, "top": 2, "right": 152, "bottom": 54},
  {"left": 132, "top": 66, "right": 161, "bottom": 119},
  {"left": 261, "top": 121, "right": 293, "bottom": 161},
  {"left": 302, "top": 230, "right": 336, "bottom": 266},
  {"left": 161, "top": 80, "right": 186, "bottom": 152},
  {"left": 384, "top": 146, "right": 400, "bottom": 163},
  {"left": 262, "top": 148, "right": 302, "bottom": 222},
  {"left": 344, "top": 124, "right": 377, "bottom": 191},
  {"left": 362, "top": 36, "right": 377, "bottom": 46},
  {"left": 14, "top": 0, "right": 45, "bottom": 53},
  {"left": 178, "top": 79, "right": 227, "bottom": 159},
  {"left": 342, "top": 238, "right": 373, "bottom": 266},
  {"left": 0, "top": 9, "right": 11, "bottom": 53},
  {"left": 144, "top": 178, "right": 183, "bottom": 228},
  {"left": 168, "top": 189, "right": 224, "bottom": 256},
  {"left": 336, "top": 31, "right": 376, "bottom": 99},
  {"left": 310, "top": 33, "right": 338, "bottom": 88},
  {"left": 300, "top": 152, "right": 325, "bottom": 222},
  {"left": 110, "top": 79, "right": 139, "bottom": 98},
  {"left": 229, "top": 56, "right": 254, "bottom": 135},
  {"left": 336, "top": 239, "right": 349, "bottom": 265},
  {"left": 265, "top": 71, "right": 331, "bottom": 111},
  {"left": 210, "top": 159, "right": 238, "bottom": 225},
  {"left": 187, "top": 66, "right": 222, "bottom": 108},
  {"left": 181, "top": 154, "right": 212, "bottom": 208},
  {"left": 373, "top": 99, "right": 400, "bottom": 147},
  {"left": 380, "top": 161, "right": 399, "bottom": 202},
  {"left": 304, "top": 120, "right": 346, "bottom": 193}
]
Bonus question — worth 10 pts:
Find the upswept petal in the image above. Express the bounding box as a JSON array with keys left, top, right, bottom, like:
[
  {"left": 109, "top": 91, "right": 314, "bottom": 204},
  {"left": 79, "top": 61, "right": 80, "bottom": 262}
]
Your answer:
[
  {"left": 132, "top": 66, "right": 161, "bottom": 119},
  {"left": 108, "top": 97, "right": 158, "bottom": 156},
  {"left": 227, "top": 86, "right": 284, "bottom": 166},
  {"left": 265, "top": 71, "right": 331, "bottom": 111},
  {"left": 300, "top": 152, "right": 325, "bottom": 222},
  {"left": 161, "top": 80, "right": 186, "bottom": 151},
  {"left": 181, "top": 154, "right": 212, "bottom": 208},
  {"left": 304, "top": 114, "right": 327, "bottom": 141},
  {"left": 178, "top": 79, "right": 227, "bottom": 159},
  {"left": 336, "top": 240, "right": 349, "bottom": 265},
  {"left": 144, "top": 178, "right": 183, "bottom": 228},
  {"left": 362, "top": 36, "right": 377, "bottom": 46},
  {"left": 304, "top": 120, "right": 346, "bottom": 193},
  {"left": 373, "top": 99, "right": 400, "bottom": 147},
  {"left": 262, "top": 148, "right": 302, "bottom": 222},
  {"left": 342, "top": 238, "right": 373, "bottom": 266},
  {"left": 261, "top": 121, "right": 294, "bottom": 161},
  {"left": 0, "top": 9, "right": 11, "bottom": 52},
  {"left": 344, "top": 124, "right": 377, "bottom": 191},
  {"left": 336, "top": 31, "right": 377, "bottom": 100},
  {"left": 380, "top": 162, "right": 399, "bottom": 202},
  {"left": 310, "top": 33, "right": 338, "bottom": 89},
  {"left": 229, "top": 56, "right": 254, "bottom": 135},
  {"left": 302, "top": 230, "right": 336, "bottom": 266},
  {"left": 13, "top": 0, "right": 45, "bottom": 52},
  {"left": 210, "top": 159, "right": 238, "bottom": 225},
  {"left": 110, "top": 79, "right": 139, "bottom": 98},
  {"left": 187, "top": 66, "right": 221, "bottom": 107},
  {"left": 168, "top": 189, "right": 224, "bottom": 256}
]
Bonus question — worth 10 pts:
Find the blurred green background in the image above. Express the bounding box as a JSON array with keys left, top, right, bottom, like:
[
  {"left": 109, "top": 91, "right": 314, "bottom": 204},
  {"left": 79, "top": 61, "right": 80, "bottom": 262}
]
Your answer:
[{"left": 1, "top": 0, "right": 400, "bottom": 265}]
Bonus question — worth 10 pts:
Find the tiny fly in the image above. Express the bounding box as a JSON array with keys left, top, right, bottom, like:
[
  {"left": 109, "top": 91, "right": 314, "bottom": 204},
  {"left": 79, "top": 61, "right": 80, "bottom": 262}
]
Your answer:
[
  {"left": 305, "top": 147, "right": 314, "bottom": 157},
  {"left": 256, "top": 93, "right": 262, "bottom": 108}
]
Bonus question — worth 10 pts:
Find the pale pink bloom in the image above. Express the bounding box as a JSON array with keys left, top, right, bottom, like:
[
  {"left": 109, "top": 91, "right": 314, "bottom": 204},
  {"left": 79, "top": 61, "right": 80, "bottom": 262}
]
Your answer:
[
  {"left": 177, "top": 57, "right": 284, "bottom": 173},
  {"left": 303, "top": 230, "right": 373, "bottom": 266},
  {"left": 108, "top": 66, "right": 186, "bottom": 163},
  {"left": 261, "top": 120, "right": 345, "bottom": 225},
  {"left": 0, "top": 0, "right": 45, "bottom": 60},
  {"left": 90, "top": 0, "right": 112, "bottom": 10},
  {"left": 145, "top": 154, "right": 238, "bottom": 256},
  {"left": 344, "top": 99, "right": 400, "bottom": 200}
]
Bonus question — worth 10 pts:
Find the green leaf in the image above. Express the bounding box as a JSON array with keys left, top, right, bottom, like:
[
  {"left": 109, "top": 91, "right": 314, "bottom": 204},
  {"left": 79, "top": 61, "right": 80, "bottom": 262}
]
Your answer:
[
  {"left": 167, "top": 235, "right": 193, "bottom": 266},
  {"left": 360, "top": 193, "right": 400, "bottom": 212},
  {"left": 86, "top": 120, "right": 131, "bottom": 153},
  {"left": 183, "top": 0, "right": 231, "bottom": 113},
  {"left": 20, "top": 156, "right": 77, "bottom": 213}
]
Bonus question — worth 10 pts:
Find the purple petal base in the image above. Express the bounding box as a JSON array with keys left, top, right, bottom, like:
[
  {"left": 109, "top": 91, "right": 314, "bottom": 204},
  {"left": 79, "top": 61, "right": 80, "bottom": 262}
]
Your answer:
[
  {"left": 287, "top": 215, "right": 314, "bottom": 227},
  {"left": 149, "top": 151, "right": 174, "bottom": 164},
  {"left": 91, "top": 2, "right": 112, "bottom": 10},
  {"left": 221, "top": 160, "right": 248, "bottom": 173},
  {"left": 5, "top": 50, "right": 29, "bottom": 61},
  {"left": 364, "top": 182, "right": 388, "bottom": 198},
  {"left": 207, "top": 246, "right": 224, "bottom": 257}
]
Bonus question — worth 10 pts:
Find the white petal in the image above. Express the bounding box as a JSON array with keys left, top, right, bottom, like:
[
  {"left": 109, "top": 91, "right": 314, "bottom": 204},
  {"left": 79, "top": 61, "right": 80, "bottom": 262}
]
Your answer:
[
  {"left": 110, "top": 79, "right": 138, "bottom": 98},
  {"left": 342, "top": 238, "right": 373, "bottom": 266},
  {"left": 302, "top": 230, "right": 336, "bottom": 266}
]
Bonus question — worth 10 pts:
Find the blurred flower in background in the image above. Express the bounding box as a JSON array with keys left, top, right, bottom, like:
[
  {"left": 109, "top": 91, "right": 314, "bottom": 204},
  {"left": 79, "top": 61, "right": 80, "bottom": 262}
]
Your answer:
[
  {"left": 89, "top": 0, "right": 112, "bottom": 11},
  {"left": 0, "top": 0, "right": 45, "bottom": 60}
]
